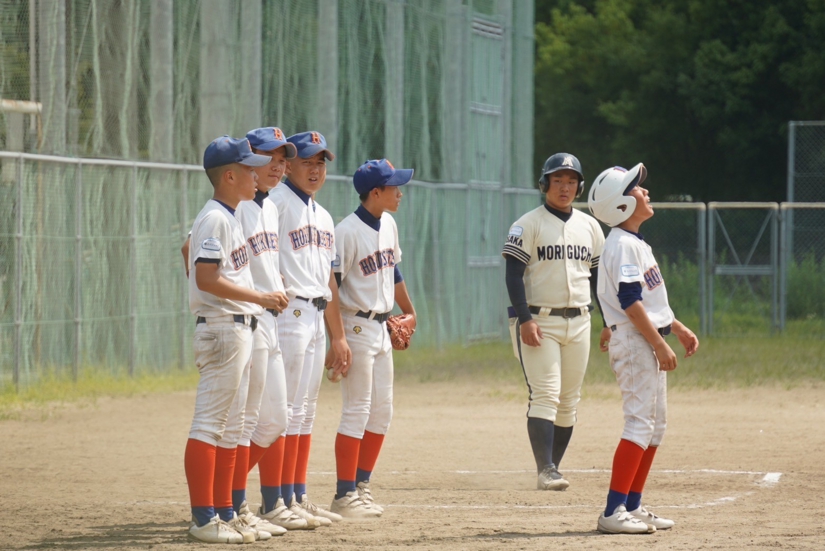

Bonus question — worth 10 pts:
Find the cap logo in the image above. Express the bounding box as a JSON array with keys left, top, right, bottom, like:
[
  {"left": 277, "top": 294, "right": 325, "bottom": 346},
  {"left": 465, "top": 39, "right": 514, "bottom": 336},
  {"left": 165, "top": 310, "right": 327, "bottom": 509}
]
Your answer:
[
  {"left": 562, "top": 155, "right": 574, "bottom": 167},
  {"left": 385, "top": 159, "right": 395, "bottom": 169},
  {"left": 311, "top": 131, "right": 321, "bottom": 145},
  {"left": 274, "top": 128, "right": 284, "bottom": 141},
  {"left": 242, "top": 139, "right": 252, "bottom": 153}
]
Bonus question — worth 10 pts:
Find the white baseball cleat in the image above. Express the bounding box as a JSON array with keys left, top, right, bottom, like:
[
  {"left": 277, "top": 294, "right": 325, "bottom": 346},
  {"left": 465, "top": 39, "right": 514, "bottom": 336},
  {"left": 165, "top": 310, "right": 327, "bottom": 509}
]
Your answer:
[
  {"left": 188, "top": 515, "right": 245, "bottom": 544},
  {"left": 298, "top": 493, "right": 343, "bottom": 523},
  {"left": 537, "top": 465, "right": 570, "bottom": 491},
  {"left": 227, "top": 512, "right": 260, "bottom": 543},
  {"left": 330, "top": 491, "right": 383, "bottom": 519},
  {"left": 597, "top": 505, "right": 657, "bottom": 534},
  {"left": 287, "top": 494, "right": 329, "bottom": 527},
  {"left": 238, "top": 501, "right": 286, "bottom": 536},
  {"left": 356, "top": 481, "right": 384, "bottom": 514},
  {"left": 258, "top": 498, "right": 314, "bottom": 530},
  {"left": 627, "top": 505, "right": 675, "bottom": 530}
]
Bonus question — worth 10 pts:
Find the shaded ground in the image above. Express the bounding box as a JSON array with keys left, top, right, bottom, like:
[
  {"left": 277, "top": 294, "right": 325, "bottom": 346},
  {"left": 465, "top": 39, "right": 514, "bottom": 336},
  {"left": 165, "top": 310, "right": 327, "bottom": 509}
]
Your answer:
[{"left": 1, "top": 379, "right": 823, "bottom": 550}]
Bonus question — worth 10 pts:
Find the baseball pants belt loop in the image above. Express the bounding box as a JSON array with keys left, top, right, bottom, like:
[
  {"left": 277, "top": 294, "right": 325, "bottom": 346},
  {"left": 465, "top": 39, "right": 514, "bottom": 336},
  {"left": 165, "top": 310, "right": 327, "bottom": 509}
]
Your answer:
[
  {"left": 296, "top": 295, "right": 328, "bottom": 311},
  {"left": 610, "top": 323, "right": 671, "bottom": 336},
  {"left": 196, "top": 314, "right": 258, "bottom": 331},
  {"left": 355, "top": 310, "right": 391, "bottom": 323},
  {"left": 265, "top": 308, "right": 279, "bottom": 317}
]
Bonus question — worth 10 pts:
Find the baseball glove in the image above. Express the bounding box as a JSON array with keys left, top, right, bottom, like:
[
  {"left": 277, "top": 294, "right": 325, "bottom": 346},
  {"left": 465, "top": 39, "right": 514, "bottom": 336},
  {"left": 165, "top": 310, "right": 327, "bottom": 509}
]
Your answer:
[{"left": 386, "top": 314, "right": 416, "bottom": 351}]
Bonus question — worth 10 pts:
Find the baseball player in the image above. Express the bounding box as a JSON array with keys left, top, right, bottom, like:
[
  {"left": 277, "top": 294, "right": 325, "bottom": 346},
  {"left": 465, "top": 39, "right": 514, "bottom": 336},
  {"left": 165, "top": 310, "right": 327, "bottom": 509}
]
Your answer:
[
  {"left": 328, "top": 159, "right": 416, "bottom": 518},
  {"left": 263, "top": 130, "right": 351, "bottom": 526},
  {"left": 502, "top": 153, "right": 609, "bottom": 491},
  {"left": 588, "top": 163, "right": 699, "bottom": 534},
  {"left": 184, "top": 136, "right": 285, "bottom": 544}
]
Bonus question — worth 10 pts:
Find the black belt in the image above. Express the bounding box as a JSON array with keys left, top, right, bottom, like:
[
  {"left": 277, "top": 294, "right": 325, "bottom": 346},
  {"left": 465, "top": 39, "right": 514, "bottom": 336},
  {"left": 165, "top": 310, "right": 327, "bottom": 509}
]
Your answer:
[
  {"left": 266, "top": 308, "right": 279, "bottom": 317},
  {"left": 507, "top": 305, "right": 593, "bottom": 319},
  {"left": 355, "top": 310, "right": 391, "bottom": 323},
  {"left": 296, "top": 296, "right": 328, "bottom": 311},
  {"left": 610, "top": 324, "right": 671, "bottom": 336},
  {"left": 196, "top": 314, "right": 258, "bottom": 331}
]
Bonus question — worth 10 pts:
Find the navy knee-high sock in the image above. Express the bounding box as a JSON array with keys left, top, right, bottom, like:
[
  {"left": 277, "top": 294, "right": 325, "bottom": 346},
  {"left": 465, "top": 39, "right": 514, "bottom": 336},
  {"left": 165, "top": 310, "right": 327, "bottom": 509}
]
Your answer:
[
  {"left": 526, "top": 417, "right": 555, "bottom": 472},
  {"left": 552, "top": 425, "right": 574, "bottom": 468}
]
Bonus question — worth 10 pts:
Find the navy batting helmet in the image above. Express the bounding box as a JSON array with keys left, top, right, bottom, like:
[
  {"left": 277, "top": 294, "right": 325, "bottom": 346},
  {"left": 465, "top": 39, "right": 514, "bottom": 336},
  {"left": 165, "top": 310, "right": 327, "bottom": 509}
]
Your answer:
[{"left": 538, "top": 153, "right": 584, "bottom": 196}]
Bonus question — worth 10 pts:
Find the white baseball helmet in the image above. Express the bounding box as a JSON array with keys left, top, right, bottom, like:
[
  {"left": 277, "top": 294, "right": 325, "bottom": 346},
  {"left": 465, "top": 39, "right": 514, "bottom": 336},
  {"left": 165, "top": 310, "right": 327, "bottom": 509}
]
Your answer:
[{"left": 587, "top": 163, "right": 648, "bottom": 227}]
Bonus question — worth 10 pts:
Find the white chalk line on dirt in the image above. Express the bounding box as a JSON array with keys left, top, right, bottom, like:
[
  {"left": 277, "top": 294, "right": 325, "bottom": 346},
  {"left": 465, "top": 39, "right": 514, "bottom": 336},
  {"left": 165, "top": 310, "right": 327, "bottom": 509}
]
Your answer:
[{"left": 304, "top": 469, "right": 780, "bottom": 477}]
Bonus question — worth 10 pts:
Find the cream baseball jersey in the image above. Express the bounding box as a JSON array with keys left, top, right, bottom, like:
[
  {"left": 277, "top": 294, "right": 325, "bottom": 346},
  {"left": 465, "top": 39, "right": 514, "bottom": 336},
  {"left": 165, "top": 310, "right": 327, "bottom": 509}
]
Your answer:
[
  {"left": 334, "top": 210, "right": 401, "bottom": 314},
  {"left": 502, "top": 207, "right": 604, "bottom": 308},
  {"left": 597, "top": 228, "right": 674, "bottom": 329},
  {"left": 188, "top": 199, "right": 263, "bottom": 317},
  {"left": 236, "top": 192, "right": 285, "bottom": 295},
  {"left": 268, "top": 180, "right": 335, "bottom": 301}
]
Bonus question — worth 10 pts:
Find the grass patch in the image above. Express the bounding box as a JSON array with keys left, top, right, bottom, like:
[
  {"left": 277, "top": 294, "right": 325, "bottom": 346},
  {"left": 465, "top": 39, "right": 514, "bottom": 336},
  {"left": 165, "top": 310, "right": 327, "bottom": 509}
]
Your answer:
[
  {"left": 2, "top": 333, "right": 823, "bottom": 417},
  {"left": 0, "top": 367, "right": 198, "bottom": 419}
]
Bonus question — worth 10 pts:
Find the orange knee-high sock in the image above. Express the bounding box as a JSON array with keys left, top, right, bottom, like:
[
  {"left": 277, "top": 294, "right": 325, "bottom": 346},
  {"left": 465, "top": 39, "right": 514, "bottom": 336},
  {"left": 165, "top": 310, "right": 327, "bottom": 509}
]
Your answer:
[
  {"left": 248, "top": 441, "right": 269, "bottom": 472},
  {"left": 213, "top": 446, "right": 237, "bottom": 521},
  {"left": 294, "top": 434, "right": 312, "bottom": 502},
  {"left": 280, "top": 434, "right": 300, "bottom": 506},
  {"left": 231, "top": 445, "right": 250, "bottom": 513},
  {"left": 604, "top": 439, "right": 645, "bottom": 516},
  {"left": 259, "top": 437, "right": 285, "bottom": 512},
  {"left": 184, "top": 438, "right": 216, "bottom": 509},
  {"left": 335, "top": 433, "right": 361, "bottom": 498},
  {"left": 356, "top": 430, "right": 385, "bottom": 482},
  {"left": 626, "top": 445, "right": 658, "bottom": 511}
]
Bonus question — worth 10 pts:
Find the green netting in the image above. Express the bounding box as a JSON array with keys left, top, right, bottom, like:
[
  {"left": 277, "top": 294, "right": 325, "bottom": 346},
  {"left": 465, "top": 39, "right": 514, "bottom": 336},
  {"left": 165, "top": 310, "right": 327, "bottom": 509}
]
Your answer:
[{"left": 0, "top": 0, "right": 539, "bottom": 387}]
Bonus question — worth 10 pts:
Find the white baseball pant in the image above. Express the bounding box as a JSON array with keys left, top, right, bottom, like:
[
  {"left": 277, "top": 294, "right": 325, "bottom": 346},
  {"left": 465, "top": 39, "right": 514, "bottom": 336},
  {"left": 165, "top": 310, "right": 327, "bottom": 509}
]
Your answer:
[
  {"left": 337, "top": 312, "right": 394, "bottom": 438},
  {"left": 509, "top": 312, "right": 591, "bottom": 426},
  {"left": 189, "top": 318, "right": 254, "bottom": 446},
  {"left": 609, "top": 325, "right": 667, "bottom": 449}
]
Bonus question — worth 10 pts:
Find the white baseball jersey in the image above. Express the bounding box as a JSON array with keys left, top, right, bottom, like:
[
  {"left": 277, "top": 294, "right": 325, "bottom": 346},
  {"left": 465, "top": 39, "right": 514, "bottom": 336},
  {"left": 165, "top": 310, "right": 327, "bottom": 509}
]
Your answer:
[
  {"left": 598, "top": 227, "right": 674, "bottom": 329},
  {"left": 334, "top": 208, "right": 401, "bottom": 314},
  {"left": 188, "top": 199, "right": 263, "bottom": 317},
  {"left": 502, "top": 206, "right": 604, "bottom": 308},
  {"left": 268, "top": 181, "right": 336, "bottom": 301},
  {"left": 236, "top": 192, "right": 285, "bottom": 295}
]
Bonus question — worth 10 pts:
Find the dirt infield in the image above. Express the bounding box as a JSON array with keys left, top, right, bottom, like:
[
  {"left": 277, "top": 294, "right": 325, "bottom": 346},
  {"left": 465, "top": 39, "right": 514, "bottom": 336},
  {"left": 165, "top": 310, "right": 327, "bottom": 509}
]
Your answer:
[{"left": 1, "top": 379, "right": 823, "bottom": 550}]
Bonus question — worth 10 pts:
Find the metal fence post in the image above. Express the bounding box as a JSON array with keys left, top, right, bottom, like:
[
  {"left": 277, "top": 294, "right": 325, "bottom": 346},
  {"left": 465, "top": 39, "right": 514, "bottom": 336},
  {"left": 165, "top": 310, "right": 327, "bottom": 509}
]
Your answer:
[
  {"left": 129, "top": 164, "right": 137, "bottom": 376},
  {"left": 430, "top": 187, "right": 443, "bottom": 350},
  {"left": 771, "top": 207, "right": 779, "bottom": 332},
  {"left": 697, "top": 206, "right": 707, "bottom": 336},
  {"left": 74, "top": 162, "right": 83, "bottom": 380},
  {"left": 779, "top": 205, "right": 787, "bottom": 331},
  {"left": 707, "top": 206, "right": 715, "bottom": 335},
  {"left": 14, "top": 156, "right": 24, "bottom": 391},
  {"left": 180, "top": 169, "right": 188, "bottom": 370}
]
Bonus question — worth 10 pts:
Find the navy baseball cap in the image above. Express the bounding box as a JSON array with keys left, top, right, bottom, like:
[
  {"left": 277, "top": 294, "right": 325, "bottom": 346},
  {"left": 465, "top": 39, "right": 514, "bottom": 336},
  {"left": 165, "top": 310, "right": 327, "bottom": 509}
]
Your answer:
[
  {"left": 287, "top": 131, "right": 335, "bottom": 161},
  {"left": 246, "top": 127, "right": 297, "bottom": 158},
  {"left": 353, "top": 159, "right": 414, "bottom": 195},
  {"left": 203, "top": 136, "right": 271, "bottom": 170}
]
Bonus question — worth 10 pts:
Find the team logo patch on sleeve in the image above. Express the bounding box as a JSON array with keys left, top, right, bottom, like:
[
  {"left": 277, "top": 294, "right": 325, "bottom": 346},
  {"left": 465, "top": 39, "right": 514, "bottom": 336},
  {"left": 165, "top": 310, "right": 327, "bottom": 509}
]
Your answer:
[
  {"left": 620, "top": 264, "right": 641, "bottom": 277},
  {"left": 509, "top": 226, "right": 524, "bottom": 237},
  {"left": 202, "top": 237, "right": 221, "bottom": 252}
]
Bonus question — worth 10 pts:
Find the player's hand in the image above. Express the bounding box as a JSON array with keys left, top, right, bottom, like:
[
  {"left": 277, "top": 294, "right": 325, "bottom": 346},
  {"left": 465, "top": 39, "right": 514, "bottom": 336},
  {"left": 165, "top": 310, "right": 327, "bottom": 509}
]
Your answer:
[
  {"left": 654, "top": 341, "right": 678, "bottom": 371},
  {"left": 599, "top": 326, "right": 612, "bottom": 352},
  {"left": 520, "top": 320, "right": 543, "bottom": 347},
  {"left": 330, "top": 336, "right": 352, "bottom": 377},
  {"left": 672, "top": 321, "right": 699, "bottom": 358},
  {"left": 271, "top": 292, "right": 289, "bottom": 313},
  {"left": 257, "top": 292, "right": 284, "bottom": 310}
]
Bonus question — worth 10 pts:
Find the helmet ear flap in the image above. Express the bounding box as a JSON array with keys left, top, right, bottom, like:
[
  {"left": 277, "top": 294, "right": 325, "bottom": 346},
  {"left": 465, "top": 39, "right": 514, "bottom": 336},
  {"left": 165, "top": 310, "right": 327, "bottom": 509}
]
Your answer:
[
  {"left": 576, "top": 180, "right": 585, "bottom": 198},
  {"left": 538, "top": 174, "right": 549, "bottom": 193}
]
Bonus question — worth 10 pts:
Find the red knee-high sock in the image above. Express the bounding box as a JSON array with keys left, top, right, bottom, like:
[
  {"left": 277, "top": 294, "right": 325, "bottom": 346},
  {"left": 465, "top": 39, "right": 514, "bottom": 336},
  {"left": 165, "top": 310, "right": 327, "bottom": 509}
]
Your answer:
[
  {"left": 232, "top": 445, "right": 250, "bottom": 492},
  {"left": 357, "top": 430, "right": 386, "bottom": 475},
  {"left": 294, "top": 434, "right": 312, "bottom": 500},
  {"left": 335, "top": 433, "right": 361, "bottom": 496},
  {"left": 609, "top": 439, "right": 646, "bottom": 494},
  {"left": 259, "top": 437, "right": 285, "bottom": 487},
  {"left": 184, "top": 438, "right": 216, "bottom": 508},
  {"left": 629, "top": 445, "right": 658, "bottom": 494},
  {"left": 248, "top": 441, "right": 269, "bottom": 472},
  {"left": 213, "top": 446, "right": 237, "bottom": 517}
]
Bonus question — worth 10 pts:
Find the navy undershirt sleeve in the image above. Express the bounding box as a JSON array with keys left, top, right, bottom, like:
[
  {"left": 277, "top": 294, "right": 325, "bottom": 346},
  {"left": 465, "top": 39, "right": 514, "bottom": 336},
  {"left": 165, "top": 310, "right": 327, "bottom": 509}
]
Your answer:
[
  {"left": 334, "top": 272, "right": 342, "bottom": 288},
  {"left": 505, "top": 256, "right": 533, "bottom": 323},
  {"left": 590, "top": 267, "right": 607, "bottom": 327},
  {"left": 394, "top": 265, "right": 404, "bottom": 284},
  {"left": 618, "top": 281, "right": 643, "bottom": 310}
]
